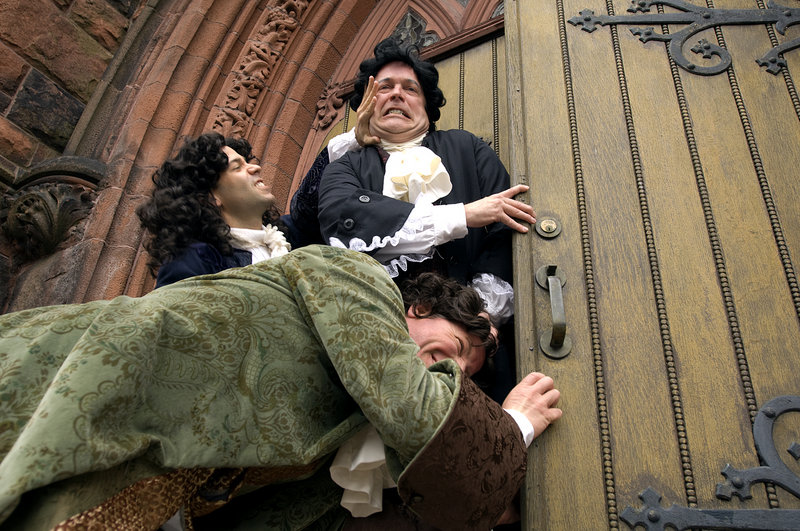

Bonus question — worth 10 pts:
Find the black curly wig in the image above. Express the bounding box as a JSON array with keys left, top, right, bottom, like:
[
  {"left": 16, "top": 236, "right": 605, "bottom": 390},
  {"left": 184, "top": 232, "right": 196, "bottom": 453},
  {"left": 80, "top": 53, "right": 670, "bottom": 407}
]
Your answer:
[
  {"left": 351, "top": 37, "right": 446, "bottom": 132},
  {"left": 137, "top": 132, "right": 284, "bottom": 273}
]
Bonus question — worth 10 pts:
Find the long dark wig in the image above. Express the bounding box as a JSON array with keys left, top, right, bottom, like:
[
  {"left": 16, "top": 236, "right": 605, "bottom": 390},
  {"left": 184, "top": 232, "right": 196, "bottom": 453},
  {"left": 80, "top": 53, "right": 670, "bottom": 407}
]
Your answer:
[{"left": 137, "top": 132, "right": 283, "bottom": 273}]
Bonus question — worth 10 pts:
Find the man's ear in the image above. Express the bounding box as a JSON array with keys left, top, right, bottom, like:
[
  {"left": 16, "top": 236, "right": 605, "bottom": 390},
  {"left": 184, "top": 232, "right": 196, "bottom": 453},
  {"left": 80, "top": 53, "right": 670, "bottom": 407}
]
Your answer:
[
  {"left": 407, "top": 304, "right": 432, "bottom": 318},
  {"left": 211, "top": 191, "right": 223, "bottom": 209}
]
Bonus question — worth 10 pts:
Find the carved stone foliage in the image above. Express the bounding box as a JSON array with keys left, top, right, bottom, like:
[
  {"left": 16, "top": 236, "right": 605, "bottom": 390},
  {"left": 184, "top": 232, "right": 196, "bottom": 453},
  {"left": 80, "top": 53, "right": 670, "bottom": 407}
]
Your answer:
[
  {"left": 392, "top": 9, "right": 440, "bottom": 49},
  {"left": 1, "top": 156, "right": 103, "bottom": 261},
  {"left": 2, "top": 183, "right": 95, "bottom": 260},
  {"left": 313, "top": 82, "right": 346, "bottom": 131},
  {"left": 213, "top": 0, "right": 310, "bottom": 137}
]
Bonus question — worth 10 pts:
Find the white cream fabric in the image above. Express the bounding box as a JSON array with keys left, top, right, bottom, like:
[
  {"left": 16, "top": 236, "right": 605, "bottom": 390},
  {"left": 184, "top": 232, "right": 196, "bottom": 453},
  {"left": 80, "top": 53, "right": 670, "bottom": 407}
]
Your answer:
[
  {"left": 469, "top": 273, "right": 515, "bottom": 325},
  {"left": 381, "top": 134, "right": 452, "bottom": 205},
  {"left": 228, "top": 224, "right": 291, "bottom": 264},
  {"left": 330, "top": 425, "right": 396, "bottom": 517},
  {"left": 327, "top": 128, "right": 359, "bottom": 161}
]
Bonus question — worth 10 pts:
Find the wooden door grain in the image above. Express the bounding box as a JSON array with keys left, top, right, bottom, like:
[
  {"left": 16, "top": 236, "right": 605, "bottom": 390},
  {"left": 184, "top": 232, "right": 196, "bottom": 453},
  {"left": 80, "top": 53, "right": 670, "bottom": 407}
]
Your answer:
[{"left": 506, "top": 0, "right": 800, "bottom": 528}]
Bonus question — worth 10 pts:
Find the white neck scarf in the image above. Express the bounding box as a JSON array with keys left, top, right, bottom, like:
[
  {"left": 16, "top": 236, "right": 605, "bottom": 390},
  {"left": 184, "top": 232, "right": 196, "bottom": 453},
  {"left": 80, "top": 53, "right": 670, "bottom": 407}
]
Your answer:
[
  {"left": 381, "top": 133, "right": 452, "bottom": 204},
  {"left": 228, "top": 224, "right": 291, "bottom": 264}
]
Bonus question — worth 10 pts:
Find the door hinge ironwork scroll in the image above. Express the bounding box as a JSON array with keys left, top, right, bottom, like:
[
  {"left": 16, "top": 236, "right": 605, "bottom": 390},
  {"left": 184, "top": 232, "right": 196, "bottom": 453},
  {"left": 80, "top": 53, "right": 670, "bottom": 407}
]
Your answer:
[
  {"left": 621, "top": 395, "right": 800, "bottom": 530},
  {"left": 568, "top": 0, "right": 800, "bottom": 75}
]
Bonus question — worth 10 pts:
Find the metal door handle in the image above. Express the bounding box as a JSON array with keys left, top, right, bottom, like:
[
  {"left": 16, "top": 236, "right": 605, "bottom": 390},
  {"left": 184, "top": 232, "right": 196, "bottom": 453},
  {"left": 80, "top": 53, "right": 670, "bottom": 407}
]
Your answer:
[{"left": 535, "top": 265, "right": 572, "bottom": 359}]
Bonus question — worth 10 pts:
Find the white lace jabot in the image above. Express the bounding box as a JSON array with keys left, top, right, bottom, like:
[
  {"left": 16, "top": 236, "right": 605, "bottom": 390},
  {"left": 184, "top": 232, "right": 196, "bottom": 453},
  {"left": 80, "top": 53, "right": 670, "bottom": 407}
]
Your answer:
[
  {"left": 381, "top": 134, "right": 452, "bottom": 205},
  {"left": 330, "top": 425, "right": 396, "bottom": 517},
  {"left": 228, "top": 224, "right": 291, "bottom": 264}
]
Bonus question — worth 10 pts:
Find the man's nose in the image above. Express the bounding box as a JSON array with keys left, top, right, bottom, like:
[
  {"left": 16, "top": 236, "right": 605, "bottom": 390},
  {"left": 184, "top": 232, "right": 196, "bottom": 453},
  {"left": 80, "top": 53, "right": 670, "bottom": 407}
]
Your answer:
[
  {"left": 248, "top": 162, "right": 261, "bottom": 172},
  {"left": 389, "top": 84, "right": 404, "bottom": 99}
]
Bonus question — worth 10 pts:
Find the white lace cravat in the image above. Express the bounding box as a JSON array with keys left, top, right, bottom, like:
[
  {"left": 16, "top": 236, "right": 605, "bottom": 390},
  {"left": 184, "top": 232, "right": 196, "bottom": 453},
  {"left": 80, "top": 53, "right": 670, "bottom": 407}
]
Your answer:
[
  {"left": 381, "top": 134, "right": 452, "bottom": 204},
  {"left": 228, "top": 224, "right": 291, "bottom": 264},
  {"left": 330, "top": 425, "right": 396, "bottom": 517}
]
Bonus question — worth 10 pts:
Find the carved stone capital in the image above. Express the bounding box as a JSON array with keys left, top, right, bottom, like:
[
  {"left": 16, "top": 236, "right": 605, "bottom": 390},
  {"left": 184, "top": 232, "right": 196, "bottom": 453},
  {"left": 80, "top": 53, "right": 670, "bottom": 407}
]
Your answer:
[
  {"left": 2, "top": 183, "right": 95, "bottom": 260},
  {"left": 2, "top": 156, "right": 103, "bottom": 261}
]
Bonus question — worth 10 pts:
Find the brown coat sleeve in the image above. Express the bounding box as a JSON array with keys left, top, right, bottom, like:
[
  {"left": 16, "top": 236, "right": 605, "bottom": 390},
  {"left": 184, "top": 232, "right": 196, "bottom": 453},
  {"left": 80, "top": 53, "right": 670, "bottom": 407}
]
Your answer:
[{"left": 396, "top": 376, "right": 527, "bottom": 530}]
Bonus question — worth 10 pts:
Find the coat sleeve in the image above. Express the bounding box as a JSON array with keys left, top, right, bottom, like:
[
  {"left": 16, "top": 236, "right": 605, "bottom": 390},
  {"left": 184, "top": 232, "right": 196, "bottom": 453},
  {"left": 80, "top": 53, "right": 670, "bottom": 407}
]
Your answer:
[
  {"left": 468, "top": 133, "right": 514, "bottom": 283},
  {"left": 317, "top": 150, "right": 415, "bottom": 253},
  {"left": 155, "top": 244, "right": 224, "bottom": 288},
  {"left": 427, "top": 130, "right": 514, "bottom": 284},
  {"left": 280, "top": 245, "right": 455, "bottom": 463},
  {"left": 284, "top": 246, "right": 526, "bottom": 529},
  {"left": 396, "top": 375, "right": 527, "bottom": 530}
]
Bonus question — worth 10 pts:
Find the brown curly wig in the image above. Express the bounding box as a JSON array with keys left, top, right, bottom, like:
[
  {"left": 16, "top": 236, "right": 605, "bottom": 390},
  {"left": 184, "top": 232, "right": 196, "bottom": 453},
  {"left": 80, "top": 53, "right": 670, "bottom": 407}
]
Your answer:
[{"left": 401, "top": 272, "right": 497, "bottom": 359}]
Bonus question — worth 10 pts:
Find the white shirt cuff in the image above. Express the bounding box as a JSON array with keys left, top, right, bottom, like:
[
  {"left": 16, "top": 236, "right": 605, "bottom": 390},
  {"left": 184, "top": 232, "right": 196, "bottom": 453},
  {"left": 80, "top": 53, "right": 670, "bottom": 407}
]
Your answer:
[
  {"left": 504, "top": 408, "right": 535, "bottom": 447},
  {"left": 327, "top": 128, "right": 359, "bottom": 162},
  {"left": 430, "top": 203, "right": 467, "bottom": 245},
  {"left": 371, "top": 202, "right": 467, "bottom": 261}
]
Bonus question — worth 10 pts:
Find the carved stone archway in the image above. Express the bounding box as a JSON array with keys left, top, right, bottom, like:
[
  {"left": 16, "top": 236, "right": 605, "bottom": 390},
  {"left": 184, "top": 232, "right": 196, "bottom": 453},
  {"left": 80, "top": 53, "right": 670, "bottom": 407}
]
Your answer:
[
  {"left": 3, "top": 0, "right": 377, "bottom": 311},
  {"left": 2, "top": 0, "right": 505, "bottom": 312}
]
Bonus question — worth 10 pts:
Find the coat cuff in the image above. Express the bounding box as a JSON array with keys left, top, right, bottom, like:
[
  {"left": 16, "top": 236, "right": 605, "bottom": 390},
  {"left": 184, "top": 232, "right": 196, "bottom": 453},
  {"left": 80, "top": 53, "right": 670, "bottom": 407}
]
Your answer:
[{"left": 396, "top": 376, "right": 527, "bottom": 530}]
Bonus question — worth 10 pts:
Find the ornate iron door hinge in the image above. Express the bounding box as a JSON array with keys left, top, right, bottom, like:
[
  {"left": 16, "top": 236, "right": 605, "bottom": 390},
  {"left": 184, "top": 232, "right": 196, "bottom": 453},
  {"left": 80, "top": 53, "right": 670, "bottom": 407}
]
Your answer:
[
  {"left": 568, "top": 0, "right": 800, "bottom": 75},
  {"left": 621, "top": 395, "right": 800, "bottom": 530}
]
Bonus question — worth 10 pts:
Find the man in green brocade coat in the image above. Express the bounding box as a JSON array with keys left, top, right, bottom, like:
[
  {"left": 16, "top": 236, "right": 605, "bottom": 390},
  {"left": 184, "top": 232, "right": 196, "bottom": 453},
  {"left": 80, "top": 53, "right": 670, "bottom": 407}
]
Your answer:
[{"left": 0, "top": 245, "right": 561, "bottom": 530}]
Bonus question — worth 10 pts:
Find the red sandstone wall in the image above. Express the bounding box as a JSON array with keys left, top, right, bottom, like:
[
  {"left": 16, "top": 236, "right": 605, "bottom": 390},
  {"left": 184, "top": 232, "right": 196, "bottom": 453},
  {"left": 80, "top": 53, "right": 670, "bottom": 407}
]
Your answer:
[
  {"left": 0, "top": 0, "right": 141, "bottom": 310},
  {"left": 0, "top": 0, "right": 139, "bottom": 181}
]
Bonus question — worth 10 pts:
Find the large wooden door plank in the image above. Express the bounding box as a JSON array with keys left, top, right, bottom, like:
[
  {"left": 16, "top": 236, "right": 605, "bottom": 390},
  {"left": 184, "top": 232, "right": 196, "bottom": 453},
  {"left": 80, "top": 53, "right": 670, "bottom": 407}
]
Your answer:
[{"left": 507, "top": 0, "right": 611, "bottom": 528}]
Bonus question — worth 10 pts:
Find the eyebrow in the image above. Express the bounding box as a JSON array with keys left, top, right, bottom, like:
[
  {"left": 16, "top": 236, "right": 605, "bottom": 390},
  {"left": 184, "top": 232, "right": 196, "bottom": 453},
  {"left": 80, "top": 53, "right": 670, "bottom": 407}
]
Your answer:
[
  {"left": 226, "top": 153, "right": 245, "bottom": 167},
  {"left": 377, "top": 76, "right": 421, "bottom": 90}
]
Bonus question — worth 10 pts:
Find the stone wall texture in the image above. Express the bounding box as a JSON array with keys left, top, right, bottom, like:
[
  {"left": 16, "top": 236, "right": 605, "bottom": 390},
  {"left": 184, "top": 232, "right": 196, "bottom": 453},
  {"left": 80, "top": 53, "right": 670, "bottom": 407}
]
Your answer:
[
  {"left": 0, "top": 0, "right": 137, "bottom": 177},
  {"left": 0, "top": 0, "right": 504, "bottom": 314}
]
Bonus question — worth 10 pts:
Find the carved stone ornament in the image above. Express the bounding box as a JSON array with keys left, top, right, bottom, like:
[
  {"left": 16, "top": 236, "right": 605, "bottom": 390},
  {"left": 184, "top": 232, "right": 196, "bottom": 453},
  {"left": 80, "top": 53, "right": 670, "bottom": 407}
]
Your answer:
[
  {"left": 569, "top": 0, "right": 800, "bottom": 75},
  {"left": 2, "top": 183, "right": 95, "bottom": 260},
  {"left": 213, "top": 0, "right": 310, "bottom": 136},
  {"left": 2, "top": 155, "right": 103, "bottom": 261},
  {"left": 312, "top": 82, "right": 345, "bottom": 131},
  {"left": 391, "top": 9, "right": 440, "bottom": 49},
  {"left": 621, "top": 395, "right": 800, "bottom": 530},
  {"left": 492, "top": 1, "right": 505, "bottom": 18}
]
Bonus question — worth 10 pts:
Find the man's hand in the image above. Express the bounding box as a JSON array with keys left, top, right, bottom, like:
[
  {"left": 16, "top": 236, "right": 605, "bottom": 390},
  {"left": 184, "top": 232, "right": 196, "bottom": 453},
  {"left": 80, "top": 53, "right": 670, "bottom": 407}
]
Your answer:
[
  {"left": 356, "top": 76, "right": 381, "bottom": 146},
  {"left": 464, "top": 184, "right": 536, "bottom": 233},
  {"left": 503, "top": 372, "right": 562, "bottom": 439}
]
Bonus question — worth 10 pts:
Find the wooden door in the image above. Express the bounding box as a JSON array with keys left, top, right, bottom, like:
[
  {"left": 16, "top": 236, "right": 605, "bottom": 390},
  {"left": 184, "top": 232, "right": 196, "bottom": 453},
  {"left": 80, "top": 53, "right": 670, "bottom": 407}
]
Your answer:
[{"left": 506, "top": 0, "right": 800, "bottom": 529}]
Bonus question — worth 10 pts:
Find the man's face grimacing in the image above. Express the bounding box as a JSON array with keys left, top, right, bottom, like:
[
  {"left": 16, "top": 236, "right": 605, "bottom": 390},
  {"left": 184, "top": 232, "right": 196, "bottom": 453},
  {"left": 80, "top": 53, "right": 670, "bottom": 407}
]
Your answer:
[
  {"left": 405, "top": 307, "right": 487, "bottom": 377},
  {"left": 370, "top": 61, "right": 430, "bottom": 143},
  {"left": 213, "top": 146, "right": 274, "bottom": 229}
]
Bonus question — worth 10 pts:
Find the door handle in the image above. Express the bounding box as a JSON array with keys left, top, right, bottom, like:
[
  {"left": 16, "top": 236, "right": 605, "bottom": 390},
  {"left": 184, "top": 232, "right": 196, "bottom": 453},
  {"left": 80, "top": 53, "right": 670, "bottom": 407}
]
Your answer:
[{"left": 535, "top": 265, "right": 572, "bottom": 359}]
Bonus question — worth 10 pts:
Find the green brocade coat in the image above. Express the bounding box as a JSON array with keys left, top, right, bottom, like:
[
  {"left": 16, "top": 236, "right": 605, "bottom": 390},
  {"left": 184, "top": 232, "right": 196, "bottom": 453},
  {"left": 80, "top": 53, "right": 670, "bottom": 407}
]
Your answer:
[{"left": 0, "top": 246, "right": 525, "bottom": 530}]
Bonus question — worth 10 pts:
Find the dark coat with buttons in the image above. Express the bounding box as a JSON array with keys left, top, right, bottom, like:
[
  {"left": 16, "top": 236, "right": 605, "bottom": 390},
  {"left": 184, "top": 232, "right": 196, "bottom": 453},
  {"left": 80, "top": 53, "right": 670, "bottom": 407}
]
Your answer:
[
  {"left": 318, "top": 129, "right": 514, "bottom": 285},
  {"left": 154, "top": 216, "right": 304, "bottom": 288}
]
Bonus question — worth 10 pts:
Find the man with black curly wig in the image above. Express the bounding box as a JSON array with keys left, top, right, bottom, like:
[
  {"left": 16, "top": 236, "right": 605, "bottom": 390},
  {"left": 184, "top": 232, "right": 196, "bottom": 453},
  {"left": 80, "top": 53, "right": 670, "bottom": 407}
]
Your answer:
[{"left": 137, "top": 132, "right": 294, "bottom": 288}]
